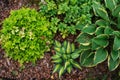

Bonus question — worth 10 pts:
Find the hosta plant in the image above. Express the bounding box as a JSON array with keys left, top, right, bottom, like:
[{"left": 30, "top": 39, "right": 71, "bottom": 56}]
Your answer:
[
  {"left": 0, "top": 8, "right": 54, "bottom": 65},
  {"left": 40, "top": 0, "right": 92, "bottom": 38},
  {"left": 76, "top": 0, "right": 120, "bottom": 71},
  {"left": 52, "top": 41, "right": 81, "bottom": 77}
]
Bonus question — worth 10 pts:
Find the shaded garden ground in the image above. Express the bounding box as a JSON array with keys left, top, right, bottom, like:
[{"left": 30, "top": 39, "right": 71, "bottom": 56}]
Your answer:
[{"left": 0, "top": 0, "right": 120, "bottom": 80}]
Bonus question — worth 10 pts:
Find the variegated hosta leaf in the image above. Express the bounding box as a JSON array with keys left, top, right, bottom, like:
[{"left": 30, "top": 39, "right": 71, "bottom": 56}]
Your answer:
[
  {"left": 81, "top": 51, "right": 95, "bottom": 67},
  {"left": 63, "top": 40, "right": 67, "bottom": 49},
  {"left": 71, "top": 49, "right": 81, "bottom": 59},
  {"left": 51, "top": 54, "right": 61, "bottom": 59},
  {"left": 92, "top": 1, "right": 103, "bottom": 16},
  {"left": 70, "top": 59, "right": 82, "bottom": 69},
  {"left": 105, "top": 0, "right": 116, "bottom": 11},
  {"left": 93, "top": 1, "right": 109, "bottom": 21},
  {"left": 75, "top": 24, "right": 85, "bottom": 30},
  {"left": 79, "top": 44, "right": 91, "bottom": 50},
  {"left": 66, "top": 42, "right": 71, "bottom": 54},
  {"left": 67, "top": 65, "right": 72, "bottom": 74},
  {"left": 53, "top": 64, "right": 61, "bottom": 73},
  {"left": 82, "top": 24, "right": 96, "bottom": 35},
  {"left": 59, "top": 67, "right": 65, "bottom": 77},
  {"left": 111, "top": 50, "right": 119, "bottom": 61},
  {"left": 112, "top": 5, "right": 120, "bottom": 17},
  {"left": 92, "top": 41, "right": 101, "bottom": 50},
  {"left": 96, "top": 8, "right": 109, "bottom": 21},
  {"left": 113, "top": 36, "right": 120, "bottom": 50},
  {"left": 94, "top": 48, "right": 108, "bottom": 65},
  {"left": 76, "top": 33, "right": 93, "bottom": 46},
  {"left": 104, "top": 27, "right": 113, "bottom": 35},
  {"left": 108, "top": 56, "right": 119, "bottom": 71},
  {"left": 95, "top": 26, "right": 105, "bottom": 35},
  {"left": 71, "top": 43, "right": 75, "bottom": 52},
  {"left": 113, "top": 31, "right": 120, "bottom": 37},
  {"left": 95, "top": 19, "right": 109, "bottom": 26},
  {"left": 53, "top": 58, "right": 62, "bottom": 63},
  {"left": 92, "top": 34, "right": 109, "bottom": 48},
  {"left": 55, "top": 40, "right": 61, "bottom": 48},
  {"left": 64, "top": 61, "right": 70, "bottom": 69}
]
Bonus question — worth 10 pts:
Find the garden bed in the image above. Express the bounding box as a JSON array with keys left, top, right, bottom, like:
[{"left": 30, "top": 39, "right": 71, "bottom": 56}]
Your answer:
[{"left": 0, "top": 0, "right": 120, "bottom": 80}]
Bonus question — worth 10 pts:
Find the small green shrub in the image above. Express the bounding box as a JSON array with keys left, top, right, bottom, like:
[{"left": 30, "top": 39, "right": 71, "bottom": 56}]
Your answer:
[
  {"left": 52, "top": 41, "right": 81, "bottom": 77},
  {"left": 40, "top": 0, "right": 92, "bottom": 38},
  {"left": 76, "top": 0, "right": 120, "bottom": 71},
  {"left": 0, "top": 8, "right": 54, "bottom": 65}
]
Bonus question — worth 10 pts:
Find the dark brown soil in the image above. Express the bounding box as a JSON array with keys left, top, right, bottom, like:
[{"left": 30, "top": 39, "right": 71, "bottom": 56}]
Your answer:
[{"left": 0, "top": 0, "right": 120, "bottom": 80}]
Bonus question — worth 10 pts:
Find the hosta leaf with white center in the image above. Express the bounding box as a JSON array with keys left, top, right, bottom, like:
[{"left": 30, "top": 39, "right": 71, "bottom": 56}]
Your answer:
[
  {"left": 76, "top": 33, "right": 93, "bottom": 46},
  {"left": 94, "top": 48, "right": 108, "bottom": 65},
  {"left": 105, "top": 0, "right": 116, "bottom": 11},
  {"left": 113, "top": 36, "right": 120, "bottom": 50},
  {"left": 66, "top": 42, "right": 71, "bottom": 54},
  {"left": 111, "top": 50, "right": 119, "bottom": 61},
  {"left": 71, "top": 49, "right": 81, "bottom": 59},
  {"left": 67, "top": 65, "right": 72, "bottom": 74},
  {"left": 71, "top": 43, "right": 75, "bottom": 52},
  {"left": 55, "top": 40, "right": 61, "bottom": 48},
  {"left": 70, "top": 59, "right": 82, "bottom": 69},
  {"left": 108, "top": 56, "right": 120, "bottom": 71},
  {"left": 59, "top": 67, "right": 65, "bottom": 78},
  {"left": 82, "top": 24, "right": 96, "bottom": 35},
  {"left": 53, "top": 64, "right": 61, "bottom": 73}
]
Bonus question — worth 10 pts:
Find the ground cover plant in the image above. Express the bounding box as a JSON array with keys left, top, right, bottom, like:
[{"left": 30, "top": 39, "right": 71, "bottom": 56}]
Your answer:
[
  {"left": 76, "top": 0, "right": 120, "bottom": 71},
  {"left": 0, "top": 8, "right": 54, "bottom": 65},
  {"left": 39, "top": 0, "right": 92, "bottom": 38}
]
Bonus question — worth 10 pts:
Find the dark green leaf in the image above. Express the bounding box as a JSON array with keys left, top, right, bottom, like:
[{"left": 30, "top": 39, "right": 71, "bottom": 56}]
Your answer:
[
  {"left": 82, "top": 24, "right": 96, "bottom": 35},
  {"left": 112, "top": 5, "right": 120, "bottom": 16},
  {"left": 92, "top": 34, "right": 109, "bottom": 48},
  {"left": 113, "top": 36, "right": 120, "bottom": 50},
  {"left": 105, "top": 0, "right": 116, "bottom": 11},
  {"left": 76, "top": 33, "right": 93, "bottom": 46},
  {"left": 111, "top": 50, "right": 119, "bottom": 61},
  {"left": 95, "top": 19, "right": 109, "bottom": 26},
  {"left": 95, "top": 26, "right": 105, "bottom": 35},
  {"left": 108, "top": 56, "right": 119, "bottom": 71},
  {"left": 94, "top": 48, "right": 108, "bottom": 65},
  {"left": 104, "top": 27, "right": 113, "bottom": 35}
]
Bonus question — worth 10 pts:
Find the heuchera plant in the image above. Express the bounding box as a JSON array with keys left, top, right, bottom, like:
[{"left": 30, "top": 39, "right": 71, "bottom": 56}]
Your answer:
[
  {"left": 76, "top": 0, "right": 120, "bottom": 71},
  {"left": 39, "top": 0, "right": 92, "bottom": 38},
  {"left": 0, "top": 8, "right": 54, "bottom": 65}
]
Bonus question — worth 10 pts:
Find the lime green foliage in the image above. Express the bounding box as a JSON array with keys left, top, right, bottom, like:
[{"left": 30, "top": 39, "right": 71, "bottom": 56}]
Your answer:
[
  {"left": 0, "top": 8, "right": 54, "bottom": 65},
  {"left": 40, "top": 0, "right": 92, "bottom": 38},
  {"left": 52, "top": 41, "right": 81, "bottom": 77},
  {"left": 76, "top": 0, "right": 120, "bottom": 71}
]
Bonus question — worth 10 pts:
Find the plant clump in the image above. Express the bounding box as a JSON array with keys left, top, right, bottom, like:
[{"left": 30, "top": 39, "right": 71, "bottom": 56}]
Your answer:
[
  {"left": 39, "top": 0, "right": 92, "bottom": 38},
  {"left": 76, "top": 0, "right": 120, "bottom": 71},
  {"left": 0, "top": 8, "right": 54, "bottom": 65},
  {"left": 52, "top": 41, "right": 81, "bottom": 77}
]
